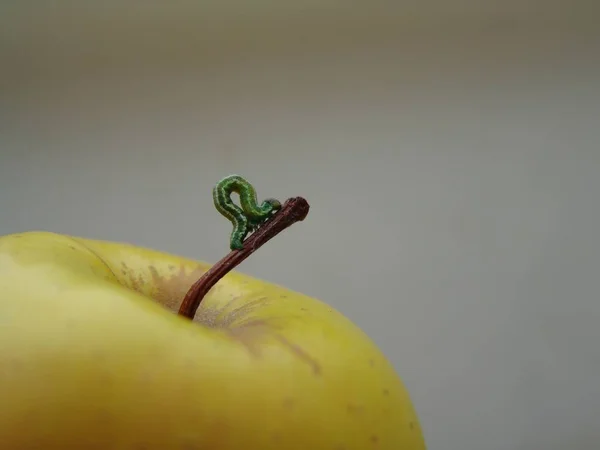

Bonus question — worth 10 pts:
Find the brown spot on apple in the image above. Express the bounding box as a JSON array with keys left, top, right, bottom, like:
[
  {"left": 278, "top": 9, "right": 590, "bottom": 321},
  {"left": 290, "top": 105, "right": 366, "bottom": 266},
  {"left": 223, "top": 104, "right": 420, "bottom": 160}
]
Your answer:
[
  {"left": 194, "top": 296, "right": 270, "bottom": 329},
  {"left": 273, "top": 333, "right": 321, "bottom": 375},
  {"left": 119, "top": 262, "right": 206, "bottom": 313},
  {"left": 148, "top": 265, "right": 207, "bottom": 313},
  {"left": 369, "top": 358, "right": 375, "bottom": 367},
  {"left": 370, "top": 435, "right": 379, "bottom": 444},
  {"left": 382, "top": 388, "right": 389, "bottom": 396},
  {"left": 224, "top": 320, "right": 271, "bottom": 357},
  {"left": 282, "top": 397, "right": 295, "bottom": 409}
]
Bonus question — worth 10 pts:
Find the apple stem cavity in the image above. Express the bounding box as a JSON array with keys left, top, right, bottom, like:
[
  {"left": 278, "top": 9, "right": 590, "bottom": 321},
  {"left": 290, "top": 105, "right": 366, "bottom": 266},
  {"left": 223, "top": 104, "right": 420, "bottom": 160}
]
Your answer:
[{"left": 178, "top": 196, "right": 310, "bottom": 320}]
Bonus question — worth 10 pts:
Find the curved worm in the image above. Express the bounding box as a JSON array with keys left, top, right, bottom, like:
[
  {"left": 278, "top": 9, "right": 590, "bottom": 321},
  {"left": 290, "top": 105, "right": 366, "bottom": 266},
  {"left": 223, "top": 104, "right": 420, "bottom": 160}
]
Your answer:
[{"left": 213, "top": 175, "right": 282, "bottom": 250}]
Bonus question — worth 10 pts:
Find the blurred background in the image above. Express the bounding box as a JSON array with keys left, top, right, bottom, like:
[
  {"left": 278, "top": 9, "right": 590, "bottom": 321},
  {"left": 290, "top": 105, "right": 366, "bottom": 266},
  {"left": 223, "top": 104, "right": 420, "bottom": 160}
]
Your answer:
[{"left": 1, "top": 2, "right": 599, "bottom": 449}]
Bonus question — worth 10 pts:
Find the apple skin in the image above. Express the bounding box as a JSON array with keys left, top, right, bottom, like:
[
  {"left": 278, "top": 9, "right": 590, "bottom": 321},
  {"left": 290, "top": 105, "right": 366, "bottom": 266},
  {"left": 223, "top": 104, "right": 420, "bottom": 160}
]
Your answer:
[{"left": 0, "top": 231, "right": 426, "bottom": 450}]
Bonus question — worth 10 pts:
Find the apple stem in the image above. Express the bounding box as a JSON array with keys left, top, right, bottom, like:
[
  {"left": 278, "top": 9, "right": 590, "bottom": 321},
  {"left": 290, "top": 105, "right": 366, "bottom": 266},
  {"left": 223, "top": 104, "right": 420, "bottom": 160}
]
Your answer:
[{"left": 178, "top": 196, "right": 310, "bottom": 320}]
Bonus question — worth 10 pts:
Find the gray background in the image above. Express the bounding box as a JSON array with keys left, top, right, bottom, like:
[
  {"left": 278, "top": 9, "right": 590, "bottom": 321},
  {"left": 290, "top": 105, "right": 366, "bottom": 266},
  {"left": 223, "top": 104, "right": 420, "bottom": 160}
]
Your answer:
[{"left": 2, "top": 3, "right": 599, "bottom": 450}]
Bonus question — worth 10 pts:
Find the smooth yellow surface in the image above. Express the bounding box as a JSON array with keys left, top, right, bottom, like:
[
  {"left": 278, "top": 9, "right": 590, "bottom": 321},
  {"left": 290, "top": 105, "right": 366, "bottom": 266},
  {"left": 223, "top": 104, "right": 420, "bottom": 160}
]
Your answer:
[{"left": 0, "top": 231, "right": 426, "bottom": 450}]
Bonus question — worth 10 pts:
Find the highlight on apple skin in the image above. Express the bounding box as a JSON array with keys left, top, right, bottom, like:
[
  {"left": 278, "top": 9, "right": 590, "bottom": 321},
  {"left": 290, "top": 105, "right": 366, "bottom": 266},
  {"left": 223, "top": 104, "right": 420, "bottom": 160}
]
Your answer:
[{"left": 0, "top": 231, "right": 427, "bottom": 450}]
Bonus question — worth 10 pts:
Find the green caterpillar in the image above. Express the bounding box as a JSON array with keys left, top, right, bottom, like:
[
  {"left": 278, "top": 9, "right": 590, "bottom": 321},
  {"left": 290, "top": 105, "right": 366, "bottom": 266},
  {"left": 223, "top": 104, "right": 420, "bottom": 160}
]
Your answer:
[{"left": 212, "top": 175, "right": 282, "bottom": 250}]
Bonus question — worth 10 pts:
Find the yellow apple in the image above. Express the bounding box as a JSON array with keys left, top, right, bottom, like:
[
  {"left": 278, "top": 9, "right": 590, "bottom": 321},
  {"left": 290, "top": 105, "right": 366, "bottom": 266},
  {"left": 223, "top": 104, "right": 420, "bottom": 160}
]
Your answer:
[{"left": 0, "top": 231, "right": 426, "bottom": 449}]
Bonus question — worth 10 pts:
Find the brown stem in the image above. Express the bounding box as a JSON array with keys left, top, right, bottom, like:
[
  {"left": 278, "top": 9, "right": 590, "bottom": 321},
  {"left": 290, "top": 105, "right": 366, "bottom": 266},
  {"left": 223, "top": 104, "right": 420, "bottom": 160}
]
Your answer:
[{"left": 178, "top": 196, "right": 310, "bottom": 320}]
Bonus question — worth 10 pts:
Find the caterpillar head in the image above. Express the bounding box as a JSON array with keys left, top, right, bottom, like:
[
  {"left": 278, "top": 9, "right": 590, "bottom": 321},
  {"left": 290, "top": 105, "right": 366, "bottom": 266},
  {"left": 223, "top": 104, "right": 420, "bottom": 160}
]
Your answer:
[{"left": 263, "top": 198, "right": 282, "bottom": 214}]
